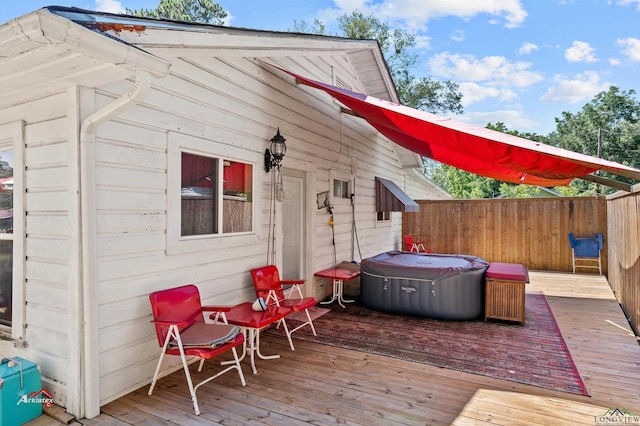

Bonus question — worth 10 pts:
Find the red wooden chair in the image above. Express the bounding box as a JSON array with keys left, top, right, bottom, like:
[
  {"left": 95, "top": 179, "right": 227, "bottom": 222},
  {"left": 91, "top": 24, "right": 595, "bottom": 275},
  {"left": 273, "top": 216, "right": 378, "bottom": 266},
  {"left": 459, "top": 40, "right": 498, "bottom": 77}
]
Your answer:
[
  {"left": 148, "top": 284, "right": 246, "bottom": 415},
  {"left": 250, "top": 265, "right": 317, "bottom": 351},
  {"left": 403, "top": 235, "right": 432, "bottom": 253}
]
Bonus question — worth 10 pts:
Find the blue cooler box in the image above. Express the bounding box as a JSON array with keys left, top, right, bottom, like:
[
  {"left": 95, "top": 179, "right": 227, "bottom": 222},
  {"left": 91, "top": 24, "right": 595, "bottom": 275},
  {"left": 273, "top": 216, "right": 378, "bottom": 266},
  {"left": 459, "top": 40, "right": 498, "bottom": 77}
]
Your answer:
[{"left": 0, "top": 357, "right": 43, "bottom": 426}]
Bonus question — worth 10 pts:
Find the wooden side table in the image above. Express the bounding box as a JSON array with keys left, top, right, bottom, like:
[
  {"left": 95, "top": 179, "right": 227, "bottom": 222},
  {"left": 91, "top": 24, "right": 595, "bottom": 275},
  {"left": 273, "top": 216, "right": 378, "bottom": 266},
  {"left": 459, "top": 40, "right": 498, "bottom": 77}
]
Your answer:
[{"left": 484, "top": 262, "right": 529, "bottom": 325}]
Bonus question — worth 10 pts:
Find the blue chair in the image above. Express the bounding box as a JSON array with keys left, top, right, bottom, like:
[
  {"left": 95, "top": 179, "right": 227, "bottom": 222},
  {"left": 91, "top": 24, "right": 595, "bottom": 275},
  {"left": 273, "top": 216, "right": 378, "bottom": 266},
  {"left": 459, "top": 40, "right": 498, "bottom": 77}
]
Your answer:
[{"left": 568, "top": 233, "right": 603, "bottom": 275}]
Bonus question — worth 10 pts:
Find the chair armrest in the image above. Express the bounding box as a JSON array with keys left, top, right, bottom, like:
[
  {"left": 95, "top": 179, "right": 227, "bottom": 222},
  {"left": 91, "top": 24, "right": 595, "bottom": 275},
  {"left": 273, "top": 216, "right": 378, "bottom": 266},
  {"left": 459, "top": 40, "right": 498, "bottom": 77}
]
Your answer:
[
  {"left": 281, "top": 279, "right": 305, "bottom": 285},
  {"left": 202, "top": 305, "right": 233, "bottom": 313},
  {"left": 202, "top": 305, "right": 234, "bottom": 324},
  {"left": 150, "top": 319, "right": 190, "bottom": 327}
]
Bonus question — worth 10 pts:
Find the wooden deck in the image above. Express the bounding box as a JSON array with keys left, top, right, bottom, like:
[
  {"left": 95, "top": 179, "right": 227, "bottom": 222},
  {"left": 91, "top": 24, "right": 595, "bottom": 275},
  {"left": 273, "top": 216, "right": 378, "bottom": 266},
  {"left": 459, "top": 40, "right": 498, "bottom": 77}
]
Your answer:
[{"left": 30, "top": 272, "right": 640, "bottom": 425}]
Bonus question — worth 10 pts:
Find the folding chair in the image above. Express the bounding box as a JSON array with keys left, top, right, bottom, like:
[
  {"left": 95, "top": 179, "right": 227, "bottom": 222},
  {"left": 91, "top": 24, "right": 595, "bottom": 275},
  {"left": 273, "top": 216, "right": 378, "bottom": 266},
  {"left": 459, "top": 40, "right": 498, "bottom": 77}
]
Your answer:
[
  {"left": 148, "top": 284, "right": 246, "bottom": 415},
  {"left": 250, "top": 265, "right": 317, "bottom": 351},
  {"left": 403, "top": 235, "right": 432, "bottom": 253},
  {"left": 568, "top": 233, "right": 603, "bottom": 275}
]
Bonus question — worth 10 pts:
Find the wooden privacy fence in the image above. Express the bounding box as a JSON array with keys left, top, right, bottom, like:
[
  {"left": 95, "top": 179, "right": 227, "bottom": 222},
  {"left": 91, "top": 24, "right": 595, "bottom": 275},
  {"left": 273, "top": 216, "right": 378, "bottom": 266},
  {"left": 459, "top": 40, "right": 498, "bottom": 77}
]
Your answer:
[
  {"left": 403, "top": 197, "right": 608, "bottom": 274},
  {"left": 606, "top": 189, "right": 639, "bottom": 335}
]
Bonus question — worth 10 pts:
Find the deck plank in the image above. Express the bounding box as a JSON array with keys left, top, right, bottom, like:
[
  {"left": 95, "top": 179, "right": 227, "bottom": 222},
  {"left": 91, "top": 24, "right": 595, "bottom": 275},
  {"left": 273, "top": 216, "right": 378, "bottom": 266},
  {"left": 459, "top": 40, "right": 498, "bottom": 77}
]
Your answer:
[{"left": 29, "top": 272, "right": 640, "bottom": 425}]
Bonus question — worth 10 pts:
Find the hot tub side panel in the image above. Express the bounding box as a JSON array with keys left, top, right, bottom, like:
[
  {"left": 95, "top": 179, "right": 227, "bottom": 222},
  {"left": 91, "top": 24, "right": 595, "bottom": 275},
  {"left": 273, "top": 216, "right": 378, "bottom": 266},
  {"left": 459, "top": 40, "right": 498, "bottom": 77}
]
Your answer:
[{"left": 360, "top": 271, "right": 484, "bottom": 320}]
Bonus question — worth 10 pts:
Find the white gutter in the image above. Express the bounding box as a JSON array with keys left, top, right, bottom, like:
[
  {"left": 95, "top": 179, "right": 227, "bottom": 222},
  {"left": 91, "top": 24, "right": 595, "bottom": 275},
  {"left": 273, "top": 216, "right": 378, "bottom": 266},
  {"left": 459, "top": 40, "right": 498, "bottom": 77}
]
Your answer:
[
  {"left": 0, "top": 9, "right": 170, "bottom": 78},
  {"left": 79, "top": 70, "right": 153, "bottom": 418}
]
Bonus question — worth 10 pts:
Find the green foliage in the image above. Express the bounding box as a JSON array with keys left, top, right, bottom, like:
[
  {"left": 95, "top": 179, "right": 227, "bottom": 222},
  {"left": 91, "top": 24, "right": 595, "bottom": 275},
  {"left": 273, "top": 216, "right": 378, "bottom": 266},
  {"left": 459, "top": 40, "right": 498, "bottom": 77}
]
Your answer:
[
  {"left": 294, "top": 11, "right": 463, "bottom": 114},
  {"left": 126, "top": 0, "right": 227, "bottom": 24},
  {"left": 397, "top": 77, "right": 463, "bottom": 115},
  {"left": 337, "top": 11, "right": 463, "bottom": 114},
  {"left": 291, "top": 18, "right": 326, "bottom": 35},
  {"left": 424, "top": 159, "right": 500, "bottom": 199},
  {"left": 548, "top": 86, "right": 640, "bottom": 194}
]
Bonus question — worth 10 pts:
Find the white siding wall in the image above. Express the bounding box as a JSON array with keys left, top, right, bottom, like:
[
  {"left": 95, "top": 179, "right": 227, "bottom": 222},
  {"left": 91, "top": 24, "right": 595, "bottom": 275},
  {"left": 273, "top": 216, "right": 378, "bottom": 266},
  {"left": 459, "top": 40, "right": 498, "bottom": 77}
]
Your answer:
[
  {"left": 90, "top": 54, "right": 434, "bottom": 403},
  {"left": 0, "top": 91, "right": 76, "bottom": 407},
  {"left": 0, "top": 52, "right": 446, "bottom": 407}
]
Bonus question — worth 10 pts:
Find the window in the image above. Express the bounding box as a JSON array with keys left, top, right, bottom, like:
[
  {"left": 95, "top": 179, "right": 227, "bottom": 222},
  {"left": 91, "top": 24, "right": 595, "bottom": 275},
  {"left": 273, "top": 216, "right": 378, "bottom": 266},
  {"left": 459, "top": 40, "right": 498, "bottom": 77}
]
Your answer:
[
  {"left": 167, "top": 132, "right": 257, "bottom": 255},
  {"left": 0, "top": 121, "right": 23, "bottom": 338},
  {"left": 333, "top": 178, "right": 351, "bottom": 199},
  {"left": 222, "top": 160, "right": 253, "bottom": 233},
  {"left": 181, "top": 152, "right": 218, "bottom": 235},
  {"left": 180, "top": 152, "right": 253, "bottom": 236},
  {"left": 0, "top": 148, "right": 13, "bottom": 326},
  {"left": 376, "top": 211, "right": 391, "bottom": 222}
]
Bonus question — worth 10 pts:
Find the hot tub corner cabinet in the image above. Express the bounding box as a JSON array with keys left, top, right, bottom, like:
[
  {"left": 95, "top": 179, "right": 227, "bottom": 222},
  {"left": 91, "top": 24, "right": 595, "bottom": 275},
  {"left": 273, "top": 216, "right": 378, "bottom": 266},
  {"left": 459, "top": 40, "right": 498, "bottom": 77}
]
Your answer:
[
  {"left": 360, "top": 251, "right": 489, "bottom": 320},
  {"left": 484, "top": 262, "right": 529, "bottom": 325}
]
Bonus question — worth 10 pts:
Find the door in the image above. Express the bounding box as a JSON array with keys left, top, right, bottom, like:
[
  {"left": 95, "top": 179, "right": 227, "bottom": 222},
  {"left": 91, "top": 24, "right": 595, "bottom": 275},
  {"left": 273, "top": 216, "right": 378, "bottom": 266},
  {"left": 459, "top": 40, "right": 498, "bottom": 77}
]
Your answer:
[{"left": 281, "top": 171, "right": 305, "bottom": 280}]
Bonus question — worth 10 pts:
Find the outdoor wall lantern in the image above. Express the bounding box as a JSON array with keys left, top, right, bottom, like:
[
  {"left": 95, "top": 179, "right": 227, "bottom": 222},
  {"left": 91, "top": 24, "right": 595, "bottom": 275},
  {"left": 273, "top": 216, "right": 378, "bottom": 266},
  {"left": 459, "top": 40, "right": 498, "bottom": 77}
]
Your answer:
[{"left": 264, "top": 128, "right": 287, "bottom": 173}]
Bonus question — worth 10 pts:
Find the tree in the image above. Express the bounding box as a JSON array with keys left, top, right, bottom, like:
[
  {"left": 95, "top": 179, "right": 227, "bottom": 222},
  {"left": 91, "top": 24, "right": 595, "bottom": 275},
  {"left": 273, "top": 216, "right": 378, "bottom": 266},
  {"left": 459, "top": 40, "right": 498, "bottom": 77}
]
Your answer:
[
  {"left": 291, "top": 18, "right": 326, "bottom": 35},
  {"left": 425, "top": 160, "right": 500, "bottom": 199},
  {"left": 549, "top": 86, "right": 640, "bottom": 193},
  {"left": 126, "top": 0, "right": 227, "bottom": 24},
  {"left": 294, "top": 11, "right": 463, "bottom": 114}
]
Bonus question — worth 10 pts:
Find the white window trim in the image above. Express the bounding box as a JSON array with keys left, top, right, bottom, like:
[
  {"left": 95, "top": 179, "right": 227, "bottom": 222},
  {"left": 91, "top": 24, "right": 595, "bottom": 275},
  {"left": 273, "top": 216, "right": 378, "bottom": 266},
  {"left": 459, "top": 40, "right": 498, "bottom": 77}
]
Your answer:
[
  {"left": 166, "top": 132, "right": 259, "bottom": 255},
  {"left": 329, "top": 170, "right": 353, "bottom": 205},
  {"left": 0, "top": 122, "right": 25, "bottom": 342},
  {"left": 376, "top": 211, "right": 392, "bottom": 223}
]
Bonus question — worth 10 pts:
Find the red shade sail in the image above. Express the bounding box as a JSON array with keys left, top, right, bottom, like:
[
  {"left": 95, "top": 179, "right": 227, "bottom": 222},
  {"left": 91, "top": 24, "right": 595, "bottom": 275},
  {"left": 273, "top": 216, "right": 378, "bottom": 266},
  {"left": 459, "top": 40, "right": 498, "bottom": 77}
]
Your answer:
[{"left": 280, "top": 68, "right": 640, "bottom": 187}]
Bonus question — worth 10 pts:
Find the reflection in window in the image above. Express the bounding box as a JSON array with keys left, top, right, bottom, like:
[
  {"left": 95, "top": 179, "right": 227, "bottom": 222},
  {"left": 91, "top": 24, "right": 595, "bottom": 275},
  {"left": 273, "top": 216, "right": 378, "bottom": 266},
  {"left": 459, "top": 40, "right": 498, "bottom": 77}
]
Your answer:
[
  {"left": 0, "top": 149, "right": 13, "bottom": 326},
  {"left": 180, "top": 153, "right": 252, "bottom": 237},
  {"left": 223, "top": 160, "right": 252, "bottom": 233},
  {"left": 333, "top": 178, "right": 350, "bottom": 199},
  {"left": 181, "top": 152, "right": 218, "bottom": 236}
]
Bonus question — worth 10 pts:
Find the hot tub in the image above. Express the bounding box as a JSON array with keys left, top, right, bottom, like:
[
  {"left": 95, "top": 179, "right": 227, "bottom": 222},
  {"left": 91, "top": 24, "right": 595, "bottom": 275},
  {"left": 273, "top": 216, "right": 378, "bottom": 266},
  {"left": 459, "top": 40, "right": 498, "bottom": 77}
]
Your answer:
[{"left": 360, "top": 251, "right": 489, "bottom": 320}]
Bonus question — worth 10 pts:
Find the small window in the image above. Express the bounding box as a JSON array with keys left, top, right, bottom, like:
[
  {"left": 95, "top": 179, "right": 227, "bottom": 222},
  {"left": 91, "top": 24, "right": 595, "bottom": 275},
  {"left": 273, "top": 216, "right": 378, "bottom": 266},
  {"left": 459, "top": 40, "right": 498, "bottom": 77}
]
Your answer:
[
  {"left": 376, "top": 211, "right": 391, "bottom": 222},
  {"left": 333, "top": 178, "right": 351, "bottom": 199},
  {"left": 180, "top": 152, "right": 252, "bottom": 236}
]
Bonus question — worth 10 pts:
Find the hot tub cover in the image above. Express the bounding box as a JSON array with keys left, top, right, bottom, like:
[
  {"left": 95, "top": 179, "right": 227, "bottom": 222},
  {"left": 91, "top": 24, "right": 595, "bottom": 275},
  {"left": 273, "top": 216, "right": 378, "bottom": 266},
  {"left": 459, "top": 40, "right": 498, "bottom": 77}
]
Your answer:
[{"left": 362, "top": 251, "right": 489, "bottom": 282}]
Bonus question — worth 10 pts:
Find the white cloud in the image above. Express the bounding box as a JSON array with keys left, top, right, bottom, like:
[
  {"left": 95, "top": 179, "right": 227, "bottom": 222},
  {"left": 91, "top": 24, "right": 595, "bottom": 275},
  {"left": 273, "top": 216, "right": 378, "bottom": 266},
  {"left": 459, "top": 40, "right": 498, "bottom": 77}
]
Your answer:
[
  {"left": 540, "top": 71, "right": 609, "bottom": 104},
  {"left": 428, "top": 52, "right": 543, "bottom": 88},
  {"left": 326, "top": 0, "right": 528, "bottom": 29},
  {"left": 223, "top": 12, "right": 235, "bottom": 26},
  {"left": 94, "top": 0, "right": 124, "bottom": 14},
  {"left": 519, "top": 42, "right": 538, "bottom": 55},
  {"left": 565, "top": 41, "right": 598, "bottom": 63},
  {"left": 617, "top": 37, "right": 640, "bottom": 61},
  {"left": 450, "top": 29, "right": 465, "bottom": 42},
  {"left": 458, "top": 82, "right": 517, "bottom": 107},
  {"left": 414, "top": 35, "right": 432, "bottom": 49},
  {"left": 459, "top": 110, "right": 537, "bottom": 130},
  {"left": 616, "top": 0, "right": 640, "bottom": 10}
]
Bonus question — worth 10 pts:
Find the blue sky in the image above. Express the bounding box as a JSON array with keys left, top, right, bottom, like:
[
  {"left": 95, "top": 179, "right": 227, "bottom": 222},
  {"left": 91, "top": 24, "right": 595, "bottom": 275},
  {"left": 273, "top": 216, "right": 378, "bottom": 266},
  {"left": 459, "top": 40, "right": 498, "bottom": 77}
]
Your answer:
[{"left": 2, "top": 1, "right": 639, "bottom": 135}]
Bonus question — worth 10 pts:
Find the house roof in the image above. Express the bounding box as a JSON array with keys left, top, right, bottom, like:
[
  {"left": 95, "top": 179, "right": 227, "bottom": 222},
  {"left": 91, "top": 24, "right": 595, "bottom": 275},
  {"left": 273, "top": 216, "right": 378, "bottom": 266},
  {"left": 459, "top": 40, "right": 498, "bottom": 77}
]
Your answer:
[{"left": 0, "top": 6, "right": 423, "bottom": 169}]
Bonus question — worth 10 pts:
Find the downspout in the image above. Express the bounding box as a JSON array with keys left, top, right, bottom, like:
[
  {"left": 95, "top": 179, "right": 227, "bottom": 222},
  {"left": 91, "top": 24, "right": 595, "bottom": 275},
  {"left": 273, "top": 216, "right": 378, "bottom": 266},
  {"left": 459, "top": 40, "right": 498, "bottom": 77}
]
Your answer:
[{"left": 79, "top": 70, "right": 152, "bottom": 419}]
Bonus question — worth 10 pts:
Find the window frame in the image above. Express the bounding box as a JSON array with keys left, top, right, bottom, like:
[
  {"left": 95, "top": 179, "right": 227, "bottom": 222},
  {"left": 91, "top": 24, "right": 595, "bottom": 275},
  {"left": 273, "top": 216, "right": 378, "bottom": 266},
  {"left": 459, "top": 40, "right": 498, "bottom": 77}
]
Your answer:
[
  {"left": 167, "top": 132, "right": 258, "bottom": 255},
  {"left": 330, "top": 170, "right": 353, "bottom": 205},
  {"left": 0, "top": 122, "right": 24, "bottom": 341},
  {"left": 376, "top": 211, "right": 391, "bottom": 222}
]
